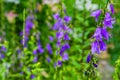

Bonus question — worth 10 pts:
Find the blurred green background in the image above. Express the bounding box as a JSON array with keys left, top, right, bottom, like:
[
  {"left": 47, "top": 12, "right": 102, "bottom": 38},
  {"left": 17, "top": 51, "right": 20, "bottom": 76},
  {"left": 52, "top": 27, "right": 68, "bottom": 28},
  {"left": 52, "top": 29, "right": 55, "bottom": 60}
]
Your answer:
[{"left": 0, "top": 0, "right": 120, "bottom": 80}]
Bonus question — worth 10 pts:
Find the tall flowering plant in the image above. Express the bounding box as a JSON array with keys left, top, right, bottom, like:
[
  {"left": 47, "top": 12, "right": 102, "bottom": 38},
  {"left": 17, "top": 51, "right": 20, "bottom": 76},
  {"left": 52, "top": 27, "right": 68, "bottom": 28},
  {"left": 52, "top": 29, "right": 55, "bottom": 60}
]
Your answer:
[
  {"left": 53, "top": 13, "right": 71, "bottom": 67},
  {"left": 86, "top": 0, "right": 115, "bottom": 79}
]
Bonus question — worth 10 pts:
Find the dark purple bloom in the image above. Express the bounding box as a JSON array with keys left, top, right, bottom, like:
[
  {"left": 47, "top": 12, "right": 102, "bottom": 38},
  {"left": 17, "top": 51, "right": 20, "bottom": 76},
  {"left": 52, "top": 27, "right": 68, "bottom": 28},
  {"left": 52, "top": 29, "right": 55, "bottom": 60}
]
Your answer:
[
  {"left": 86, "top": 54, "right": 91, "bottom": 63},
  {"left": 0, "top": 54, "right": 4, "bottom": 58},
  {"left": 101, "top": 28, "right": 110, "bottom": 40},
  {"left": 60, "top": 43, "right": 70, "bottom": 56},
  {"left": 56, "top": 31, "right": 64, "bottom": 39},
  {"left": 52, "top": 19, "right": 63, "bottom": 30},
  {"left": 62, "top": 53, "right": 69, "bottom": 61},
  {"left": 91, "top": 10, "right": 101, "bottom": 21},
  {"left": 30, "top": 74, "right": 35, "bottom": 79},
  {"left": 57, "top": 60, "right": 62, "bottom": 67},
  {"left": 1, "top": 46, "right": 7, "bottom": 52},
  {"left": 64, "top": 16, "right": 71, "bottom": 23},
  {"left": 64, "top": 33, "right": 70, "bottom": 40},
  {"left": 99, "top": 40, "right": 106, "bottom": 51},
  {"left": 53, "top": 14, "right": 60, "bottom": 20},
  {"left": 46, "top": 44, "right": 52, "bottom": 54},
  {"left": 93, "top": 63, "right": 98, "bottom": 67},
  {"left": 92, "top": 27, "right": 102, "bottom": 41},
  {"left": 110, "top": 4, "right": 114, "bottom": 14},
  {"left": 91, "top": 41, "right": 100, "bottom": 54},
  {"left": 33, "top": 56, "right": 38, "bottom": 63},
  {"left": 93, "top": 27, "right": 110, "bottom": 41},
  {"left": 103, "top": 12, "right": 115, "bottom": 28},
  {"left": 33, "top": 49, "right": 37, "bottom": 55},
  {"left": 49, "top": 36, "right": 54, "bottom": 42},
  {"left": 46, "top": 57, "right": 51, "bottom": 63},
  {"left": 38, "top": 44, "right": 44, "bottom": 54}
]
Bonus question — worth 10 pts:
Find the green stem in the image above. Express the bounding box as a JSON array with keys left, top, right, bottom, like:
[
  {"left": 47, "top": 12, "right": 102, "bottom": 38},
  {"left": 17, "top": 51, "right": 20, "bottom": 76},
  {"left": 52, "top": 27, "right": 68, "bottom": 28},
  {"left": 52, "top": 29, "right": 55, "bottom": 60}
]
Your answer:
[
  {"left": 23, "top": 9, "right": 26, "bottom": 49},
  {"left": 0, "top": 0, "right": 4, "bottom": 35}
]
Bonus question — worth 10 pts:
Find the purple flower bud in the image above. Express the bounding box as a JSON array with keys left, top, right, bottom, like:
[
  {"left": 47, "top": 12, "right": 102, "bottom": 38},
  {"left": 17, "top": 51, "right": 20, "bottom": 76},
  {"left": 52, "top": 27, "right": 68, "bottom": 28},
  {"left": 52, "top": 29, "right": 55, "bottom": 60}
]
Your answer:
[
  {"left": 92, "top": 27, "right": 102, "bottom": 41},
  {"left": 0, "top": 54, "right": 4, "bottom": 58},
  {"left": 60, "top": 43, "right": 70, "bottom": 56},
  {"left": 30, "top": 74, "right": 35, "bottom": 79},
  {"left": 33, "top": 49, "right": 38, "bottom": 55},
  {"left": 99, "top": 40, "right": 106, "bottom": 51},
  {"left": 57, "top": 60, "right": 62, "bottom": 67},
  {"left": 103, "top": 12, "right": 115, "bottom": 28},
  {"left": 64, "top": 33, "right": 70, "bottom": 40},
  {"left": 49, "top": 36, "right": 54, "bottom": 42},
  {"left": 62, "top": 53, "right": 69, "bottom": 61},
  {"left": 101, "top": 28, "right": 110, "bottom": 40},
  {"left": 46, "top": 44, "right": 52, "bottom": 54},
  {"left": 110, "top": 4, "right": 115, "bottom": 14},
  {"left": 86, "top": 54, "right": 91, "bottom": 63},
  {"left": 64, "top": 16, "right": 71, "bottom": 23},
  {"left": 53, "top": 14, "right": 60, "bottom": 20},
  {"left": 93, "top": 63, "right": 98, "bottom": 67},
  {"left": 1, "top": 46, "right": 7, "bottom": 52},
  {"left": 91, "top": 10, "right": 101, "bottom": 21},
  {"left": 46, "top": 57, "right": 51, "bottom": 63},
  {"left": 33, "top": 56, "right": 38, "bottom": 63},
  {"left": 56, "top": 40, "right": 61, "bottom": 47},
  {"left": 52, "top": 19, "right": 63, "bottom": 30},
  {"left": 56, "top": 31, "right": 64, "bottom": 39},
  {"left": 38, "top": 44, "right": 44, "bottom": 54},
  {"left": 91, "top": 41, "right": 100, "bottom": 54}
]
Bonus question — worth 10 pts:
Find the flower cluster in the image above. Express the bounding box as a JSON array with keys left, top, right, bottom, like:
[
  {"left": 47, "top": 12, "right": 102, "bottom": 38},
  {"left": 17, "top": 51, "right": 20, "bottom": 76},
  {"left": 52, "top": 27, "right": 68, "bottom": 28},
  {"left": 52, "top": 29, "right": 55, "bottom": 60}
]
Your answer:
[
  {"left": 32, "top": 33, "right": 44, "bottom": 63},
  {"left": 20, "top": 15, "right": 34, "bottom": 47},
  {"left": 52, "top": 13, "right": 71, "bottom": 67},
  {"left": 87, "top": 3, "right": 115, "bottom": 67},
  {"left": 0, "top": 45, "right": 7, "bottom": 59}
]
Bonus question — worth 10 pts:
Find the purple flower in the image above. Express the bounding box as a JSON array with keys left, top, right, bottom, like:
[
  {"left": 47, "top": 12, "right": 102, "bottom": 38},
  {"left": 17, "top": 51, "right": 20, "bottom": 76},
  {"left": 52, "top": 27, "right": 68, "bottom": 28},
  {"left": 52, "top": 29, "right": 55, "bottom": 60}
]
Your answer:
[
  {"left": 52, "top": 19, "right": 63, "bottom": 30},
  {"left": 101, "top": 28, "right": 110, "bottom": 40},
  {"left": 33, "top": 49, "right": 38, "bottom": 55},
  {"left": 46, "top": 57, "right": 51, "bottom": 63},
  {"left": 57, "top": 60, "right": 62, "bottom": 67},
  {"left": 86, "top": 54, "right": 91, "bottom": 63},
  {"left": 56, "top": 31, "right": 64, "bottom": 39},
  {"left": 62, "top": 53, "right": 69, "bottom": 61},
  {"left": 92, "top": 27, "right": 102, "bottom": 41},
  {"left": 93, "top": 27, "right": 110, "bottom": 41},
  {"left": 91, "top": 10, "right": 101, "bottom": 21},
  {"left": 99, "top": 40, "right": 106, "bottom": 51},
  {"left": 64, "top": 16, "right": 71, "bottom": 23},
  {"left": 103, "top": 12, "right": 115, "bottom": 28},
  {"left": 110, "top": 4, "right": 114, "bottom": 14},
  {"left": 93, "top": 63, "right": 98, "bottom": 67},
  {"left": 30, "top": 74, "right": 35, "bottom": 79},
  {"left": 64, "top": 33, "right": 70, "bottom": 40},
  {"left": 38, "top": 44, "right": 44, "bottom": 54},
  {"left": 0, "top": 54, "right": 4, "bottom": 58},
  {"left": 60, "top": 43, "right": 70, "bottom": 56},
  {"left": 1, "top": 46, "right": 7, "bottom": 52},
  {"left": 33, "top": 56, "right": 38, "bottom": 63},
  {"left": 49, "top": 36, "right": 54, "bottom": 42},
  {"left": 46, "top": 44, "right": 52, "bottom": 54},
  {"left": 25, "top": 20, "right": 34, "bottom": 35},
  {"left": 91, "top": 41, "right": 100, "bottom": 54},
  {"left": 56, "top": 40, "right": 61, "bottom": 47},
  {"left": 53, "top": 14, "right": 60, "bottom": 20}
]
